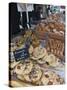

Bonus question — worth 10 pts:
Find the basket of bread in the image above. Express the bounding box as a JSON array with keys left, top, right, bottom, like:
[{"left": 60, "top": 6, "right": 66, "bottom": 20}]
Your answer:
[{"left": 35, "top": 18, "right": 65, "bottom": 60}]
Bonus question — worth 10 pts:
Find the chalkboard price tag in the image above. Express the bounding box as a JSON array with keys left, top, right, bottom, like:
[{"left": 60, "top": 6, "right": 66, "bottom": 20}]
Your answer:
[{"left": 13, "top": 48, "right": 29, "bottom": 61}]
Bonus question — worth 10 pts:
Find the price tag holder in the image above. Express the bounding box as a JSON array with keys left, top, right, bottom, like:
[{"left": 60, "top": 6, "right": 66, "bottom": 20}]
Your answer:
[{"left": 13, "top": 48, "right": 29, "bottom": 61}]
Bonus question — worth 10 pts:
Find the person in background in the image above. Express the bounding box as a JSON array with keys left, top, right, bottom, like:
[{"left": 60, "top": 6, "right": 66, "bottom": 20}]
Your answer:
[
  {"left": 17, "top": 3, "right": 28, "bottom": 30},
  {"left": 46, "top": 5, "right": 51, "bottom": 16}
]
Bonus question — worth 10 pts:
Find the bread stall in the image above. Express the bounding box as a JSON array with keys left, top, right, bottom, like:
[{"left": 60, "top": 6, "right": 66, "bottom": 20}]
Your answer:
[{"left": 9, "top": 3, "right": 65, "bottom": 87}]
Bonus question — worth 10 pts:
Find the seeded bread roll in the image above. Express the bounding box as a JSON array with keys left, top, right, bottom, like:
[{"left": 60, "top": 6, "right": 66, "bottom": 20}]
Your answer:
[
  {"left": 36, "top": 71, "right": 64, "bottom": 85},
  {"left": 24, "top": 64, "right": 42, "bottom": 83},
  {"left": 14, "top": 60, "right": 33, "bottom": 75}
]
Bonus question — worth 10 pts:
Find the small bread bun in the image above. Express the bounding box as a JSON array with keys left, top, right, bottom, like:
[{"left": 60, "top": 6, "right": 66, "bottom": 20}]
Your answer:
[
  {"left": 14, "top": 60, "right": 33, "bottom": 75},
  {"left": 24, "top": 64, "right": 42, "bottom": 83}
]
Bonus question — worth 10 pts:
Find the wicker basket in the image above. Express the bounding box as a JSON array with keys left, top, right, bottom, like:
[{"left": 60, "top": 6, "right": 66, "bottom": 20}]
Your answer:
[{"left": 46, "top": 32, "right": 65, "bottom": 60}]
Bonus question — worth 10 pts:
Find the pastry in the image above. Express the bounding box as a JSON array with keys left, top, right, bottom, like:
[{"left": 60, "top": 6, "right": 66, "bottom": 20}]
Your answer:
[
  {"left": 36, "top": 71, "right": 53, "bottom": 85},
  {"left": 14, "top": 60, "right": 33, "bottom": 75},
  {"left": 37, "top": 71, "right": 64, "bottom": 85},
  {"left": 31, "top": 46, "right": 47, "bottom": 60},
  {"left": 24, "top": 64, "right": 42, "bottom": 83},
  {"left": 44, "top": 54, "right": 60, "bottom": 67},
  {"left": 17, "top": 74, "right": 25, "bottom": 81},
  {"left": 52, "top": 73, "right": 64, "bottom": 85},
  {"left": 37, "top": 55, "right": 48, "bottom": 64},
  {"left": 40, "top": 74, "right": 50, "bottom": 85},
  {"left": 9, "top": 61, "right": 21, "bottom": 69}
]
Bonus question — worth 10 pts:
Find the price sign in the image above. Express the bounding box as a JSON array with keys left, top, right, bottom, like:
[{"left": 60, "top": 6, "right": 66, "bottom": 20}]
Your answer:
[{"left": 13, "top": 48, "right": 29, "bottom": 61}]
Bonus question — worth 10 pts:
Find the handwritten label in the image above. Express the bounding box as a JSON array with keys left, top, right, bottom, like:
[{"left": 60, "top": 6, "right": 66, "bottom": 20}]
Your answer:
[{"left": 13, "top": 48, "right": 29, "bottom": 61}]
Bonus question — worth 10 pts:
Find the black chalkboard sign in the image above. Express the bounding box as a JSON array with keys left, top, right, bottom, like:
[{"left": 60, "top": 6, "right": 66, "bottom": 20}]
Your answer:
[{"left": 13, "top": 48, "right": 29, "bottom": 61}]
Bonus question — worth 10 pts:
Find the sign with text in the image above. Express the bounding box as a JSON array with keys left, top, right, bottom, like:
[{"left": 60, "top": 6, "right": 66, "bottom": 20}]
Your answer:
[{"left": 13, "top": 48, "right": 29, "bottom": 61}]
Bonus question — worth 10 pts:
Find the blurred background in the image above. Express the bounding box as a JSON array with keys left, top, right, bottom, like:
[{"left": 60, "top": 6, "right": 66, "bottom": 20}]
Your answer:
[{"left": 9, "top": 3, "right": 65, "bottom": 38}]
